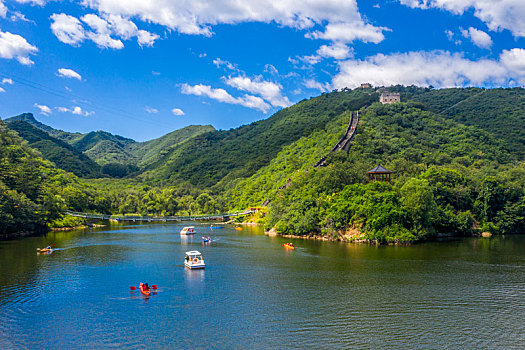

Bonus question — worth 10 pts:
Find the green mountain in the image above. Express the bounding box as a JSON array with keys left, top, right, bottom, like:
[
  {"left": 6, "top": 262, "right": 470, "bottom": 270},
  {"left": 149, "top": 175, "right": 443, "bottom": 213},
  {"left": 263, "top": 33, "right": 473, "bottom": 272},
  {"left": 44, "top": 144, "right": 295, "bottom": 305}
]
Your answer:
[
  {"left": 411, "top": 87, "right": 525, "bottom": 159},
  {"left": 128, "top": 125, "right": 215, "bottom": 168},
  {"left": 141, "top": 89, "right": 378, "bottom": 188},
  {"left": 226, "top": 88, "right": 524, "bottom": 242},
  {"left": 69, "top": 130, "right": 137, "bottom": 165},
  {"left": 6, "top": 120, "right": 101, "bottom": 178},
  {"left": 4, "top": 113, "right": 215, "bottom": 174},
  {"left": 4, "top": 112, "right": 82, "bottom": 141}
]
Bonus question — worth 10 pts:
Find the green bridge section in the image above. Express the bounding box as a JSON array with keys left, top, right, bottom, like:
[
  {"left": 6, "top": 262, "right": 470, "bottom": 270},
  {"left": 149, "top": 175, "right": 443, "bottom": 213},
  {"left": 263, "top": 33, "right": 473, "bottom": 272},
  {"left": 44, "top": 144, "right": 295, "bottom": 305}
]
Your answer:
[{"left": 64, "top": 209, "right": 258, "bottom": 222}]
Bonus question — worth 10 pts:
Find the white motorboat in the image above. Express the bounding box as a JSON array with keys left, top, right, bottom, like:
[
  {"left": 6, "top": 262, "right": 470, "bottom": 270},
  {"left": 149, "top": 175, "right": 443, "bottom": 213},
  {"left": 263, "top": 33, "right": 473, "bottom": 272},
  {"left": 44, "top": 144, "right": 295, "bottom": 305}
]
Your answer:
[
  {"left": 184, "top": 250, "right": 205, "bottom": 269},
  {"left": 180, "top": 226, "right": 196, "bottom": 235}
]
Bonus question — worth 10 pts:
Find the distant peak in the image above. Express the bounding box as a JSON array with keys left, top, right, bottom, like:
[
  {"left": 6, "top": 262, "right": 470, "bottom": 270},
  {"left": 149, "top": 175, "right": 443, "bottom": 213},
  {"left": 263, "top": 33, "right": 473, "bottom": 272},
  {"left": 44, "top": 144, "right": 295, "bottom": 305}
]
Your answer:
[{"left": 7, "top": 112, "right": 36, "bottom": 122}]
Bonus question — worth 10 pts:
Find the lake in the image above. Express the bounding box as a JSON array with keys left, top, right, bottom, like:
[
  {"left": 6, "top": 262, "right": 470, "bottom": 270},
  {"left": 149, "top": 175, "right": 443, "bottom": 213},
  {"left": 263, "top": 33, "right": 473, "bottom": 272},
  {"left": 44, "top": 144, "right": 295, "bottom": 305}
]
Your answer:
[{"left": 0, "top": 223, "right": 524, "bottom": 349}]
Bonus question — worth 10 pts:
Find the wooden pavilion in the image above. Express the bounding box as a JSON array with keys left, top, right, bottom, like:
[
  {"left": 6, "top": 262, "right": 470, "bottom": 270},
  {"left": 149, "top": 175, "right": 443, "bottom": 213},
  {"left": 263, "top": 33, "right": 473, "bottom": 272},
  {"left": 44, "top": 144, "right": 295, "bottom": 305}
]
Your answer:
[{"left": 366, "top": 165, "right": 392, "bottom": 182}]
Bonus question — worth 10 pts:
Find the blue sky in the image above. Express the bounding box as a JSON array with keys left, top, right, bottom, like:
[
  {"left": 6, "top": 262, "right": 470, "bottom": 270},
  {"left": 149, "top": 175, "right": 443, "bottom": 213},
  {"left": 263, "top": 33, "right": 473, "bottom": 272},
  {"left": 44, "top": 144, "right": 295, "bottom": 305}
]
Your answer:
[{"left": 0, "top": 0, "right": 524, "bottom": 141}]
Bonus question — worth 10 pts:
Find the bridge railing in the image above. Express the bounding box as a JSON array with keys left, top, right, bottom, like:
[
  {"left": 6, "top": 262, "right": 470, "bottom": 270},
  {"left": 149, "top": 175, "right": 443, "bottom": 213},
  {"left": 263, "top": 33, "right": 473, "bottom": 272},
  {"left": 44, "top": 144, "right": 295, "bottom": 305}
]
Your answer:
[{"left": 64, "top": 209, "right": 257, "bottom": 222}]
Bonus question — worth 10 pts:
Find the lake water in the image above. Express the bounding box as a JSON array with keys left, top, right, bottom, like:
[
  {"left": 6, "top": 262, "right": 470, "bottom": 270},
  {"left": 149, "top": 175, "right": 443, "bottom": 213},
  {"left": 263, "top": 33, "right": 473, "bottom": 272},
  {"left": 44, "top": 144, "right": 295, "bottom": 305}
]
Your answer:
[{"left": 0, "top": 223, "right": 524, "bottom": 349}]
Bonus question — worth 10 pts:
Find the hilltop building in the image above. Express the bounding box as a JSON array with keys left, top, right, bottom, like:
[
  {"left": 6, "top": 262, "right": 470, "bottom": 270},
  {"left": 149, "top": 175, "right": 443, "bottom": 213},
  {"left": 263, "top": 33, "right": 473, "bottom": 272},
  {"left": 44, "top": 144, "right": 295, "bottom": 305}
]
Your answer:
[
  {"left": 360, "top": 83, "right": 372, "bottom": 89},
  {"left": 380, "top": 92, "right": 400, "bottom": 104}
]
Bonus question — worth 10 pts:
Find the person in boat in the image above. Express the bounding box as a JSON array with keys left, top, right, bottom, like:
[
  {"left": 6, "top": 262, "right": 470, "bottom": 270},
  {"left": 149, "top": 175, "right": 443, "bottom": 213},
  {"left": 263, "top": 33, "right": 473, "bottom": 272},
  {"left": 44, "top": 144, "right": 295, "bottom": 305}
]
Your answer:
[
  {"left": 185, "top": 255, "right": 189, "bottom": 262},
  {"left": 143, "top": 283, "right": 150, "bottom": 291}
]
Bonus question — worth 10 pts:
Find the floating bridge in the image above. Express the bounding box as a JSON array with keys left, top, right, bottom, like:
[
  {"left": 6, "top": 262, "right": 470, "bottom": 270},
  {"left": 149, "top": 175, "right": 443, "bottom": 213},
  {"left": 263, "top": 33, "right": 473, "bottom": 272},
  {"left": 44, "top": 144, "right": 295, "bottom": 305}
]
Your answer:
[{"left": 64, "top": 209, "right": 258, "bottom": 222}]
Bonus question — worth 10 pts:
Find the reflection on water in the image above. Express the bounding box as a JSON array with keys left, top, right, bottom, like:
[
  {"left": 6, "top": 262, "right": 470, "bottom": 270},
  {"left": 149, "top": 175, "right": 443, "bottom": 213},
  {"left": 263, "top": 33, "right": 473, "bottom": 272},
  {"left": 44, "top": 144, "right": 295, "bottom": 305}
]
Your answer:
[{"left": 0, "top": 223, "right": 524, "bottom": 349}]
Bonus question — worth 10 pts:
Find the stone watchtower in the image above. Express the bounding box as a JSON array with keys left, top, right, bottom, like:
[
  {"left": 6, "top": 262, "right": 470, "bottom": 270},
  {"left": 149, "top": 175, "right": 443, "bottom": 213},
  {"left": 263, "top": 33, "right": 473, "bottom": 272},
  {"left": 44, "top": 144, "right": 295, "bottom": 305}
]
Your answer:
[{"left": 380, "top": 92, "right": 400, "bottom": 104}]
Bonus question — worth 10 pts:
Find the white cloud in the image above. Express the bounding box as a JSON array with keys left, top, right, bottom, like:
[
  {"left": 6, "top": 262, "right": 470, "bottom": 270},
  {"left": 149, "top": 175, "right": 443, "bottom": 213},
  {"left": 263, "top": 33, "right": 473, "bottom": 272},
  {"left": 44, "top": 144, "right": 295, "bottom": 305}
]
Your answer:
[
  {"left": 181, "top": 83, "right": 271, "bottom": 112},
  {"left": 500, "top": 48, "right": 525, "bottom": 77},
  {"left": 224, "top": 76, "right": 291, "bottom": 108},
  {"left": 1, "top": 78, "right": 13, "bottom": 84},
  {"left": 50, "top": 13, "right": 86, "bottom": 46},
  {"left": 50, "top": 12, "right": 159, "bottom": 49},
  {"left": 461, "top": 27, "right": 492, "bottom": 49},
  {"left": 145, "top": 107, "right": 158, "bottom": 114},
  {"left": 81, "top": 13, "right": 124, "bottom": 49},
  {"left": 34, "top": 103, "right": 51, "bottom": 115},
  {"left": 0, "top": 30, "right": 38, "bottom": 65},
  {"left": 57, "top": 68, "right": 82, "bottom": 80},
  {"left": 82, "top": 0, "right": 386, "bottom": 45},
  {"left": 16, "top": 0, "right": 46, "bottom": 5},
  {"left": 137, "top": 30, "right": 159, "bottom": 47},
  {"left": 0, "top": 1, "right": 7, "bottom": 18},
  {"left": 57, "top": 106, "right": 94, "bottom": 116},
  {"left": 171, "top": 108, "right": 185, "bottom": 116},
  {"left": 332, "top": 49, "right": 525, "bottom": 89},
  {"left": 398, "top": 0, "right": 525, "bottom": 38},
  {"left": 0, "top": 87, "right": 5, "bottom": 93},
  {"left": 317, "top": 42, "right": 352, "bottom": 60},
  {"left": 303, "top": 79, "right": 331, "bottom": 92},
  {"left": 307, "top": 22, "right": 386, "bottom": 44},
  {"left": 213, "top": 58, "right": 240, "bottom": 72}
]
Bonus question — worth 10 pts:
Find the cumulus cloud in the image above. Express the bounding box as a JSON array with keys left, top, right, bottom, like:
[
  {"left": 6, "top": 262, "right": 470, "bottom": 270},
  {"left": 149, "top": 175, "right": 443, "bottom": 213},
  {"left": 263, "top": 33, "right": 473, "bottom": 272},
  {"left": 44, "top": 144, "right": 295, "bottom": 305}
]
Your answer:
[
  {"left": 500, "top": 48, "right": 525, "bottom": 77},
  {"left": 0, "top": 30, "right": 38, "bottom": 65},
  {"left": 307, "top": 22, "right": 386, "bottom": 44},
  {"left": 171, "top": 108, "right": 185, "bottom": 116},
  {"left": 303, "top": 79, "right": 331, "bottom": 92},
  {"left": 50, "top": 13, "right": 86, "bottom": 46},
  {"left": 223, "top": 76, "right": 291, "bottom": 108},
  {"left": 181, "top": 83, "right": 271, "bottom": 112},
  {"left": 57, "top": 68, "right": 82, "bottom": 80},
  {"left": 398, "top": 0, "right": 525, "bottom": 38},
  {"left": 57, "top": 106, "right": 94, "bottom": 116},
  {"left": 461, "top": 27, "right": 492, "bottom": 49},
  {"left": 1, "top": 78, "right": 13, "bottom": 84},
  {"left": 317, "top": 42, "right": 353, "bottom": 60},
  {"left": 34, "top": 103, "right": 51, "bottom": 115},
  {"left": 81, "top": 0, "right": 386, "bottom": 45},
  {"left": 332, "top": 49, "right": 525, "bottom": 89},
  {"left": 81, "top": 13, "right": 124, "bottom": 49},
  {"left": 50, "top": 12, "right": 159, "bottom": 49}
]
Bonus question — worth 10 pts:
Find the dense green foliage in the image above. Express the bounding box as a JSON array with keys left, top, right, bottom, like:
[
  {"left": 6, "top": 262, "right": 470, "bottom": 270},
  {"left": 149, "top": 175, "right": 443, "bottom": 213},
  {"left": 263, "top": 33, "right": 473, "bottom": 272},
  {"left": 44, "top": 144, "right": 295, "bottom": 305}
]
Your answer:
[
  {"left": 6, "top": 120, "right": 101, "bottom": 177},
  {"left": 1, "top": 87, "right": 524, "bottom": 242},
  {"left": 0, "top": 121, "right": 107, "bottom": 237},
  {"left": 411, "top": 87, "right": 525, "bottom": 159},
  {"left": 140, "top": 89, "right": 377, "bottom": 188},
  {"left": 129, "top": 125, "right": 215, "bottom": 168},
  {"left": 232, "top": 101, "right": 525, "bottom": 242}
]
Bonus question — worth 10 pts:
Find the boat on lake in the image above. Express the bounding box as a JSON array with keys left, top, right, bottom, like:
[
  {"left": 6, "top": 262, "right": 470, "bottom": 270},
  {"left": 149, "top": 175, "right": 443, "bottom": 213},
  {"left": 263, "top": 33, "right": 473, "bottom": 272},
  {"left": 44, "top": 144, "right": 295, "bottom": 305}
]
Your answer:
[
  {"left": 283, "top": 243, "right": 295, "bottom": 250},
  {"left": 202, "top": 236, "right": 211, "bottom": 243},
  {"left": 180, "top": 226, "right": 196, "bottom": 235},
  {"left": 185, "top": 250, "right": 205, "bottom": 269},
  {"left": 209, "top": 225, "right": 223, "bottom": 229}
]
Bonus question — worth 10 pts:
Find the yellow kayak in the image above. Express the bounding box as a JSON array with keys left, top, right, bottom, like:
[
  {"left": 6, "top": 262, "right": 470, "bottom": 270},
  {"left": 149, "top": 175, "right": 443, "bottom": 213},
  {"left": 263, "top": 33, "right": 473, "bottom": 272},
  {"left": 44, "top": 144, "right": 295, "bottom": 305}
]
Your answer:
[{"left": 282, "top": 243, "right": 295, "bottom": 250}]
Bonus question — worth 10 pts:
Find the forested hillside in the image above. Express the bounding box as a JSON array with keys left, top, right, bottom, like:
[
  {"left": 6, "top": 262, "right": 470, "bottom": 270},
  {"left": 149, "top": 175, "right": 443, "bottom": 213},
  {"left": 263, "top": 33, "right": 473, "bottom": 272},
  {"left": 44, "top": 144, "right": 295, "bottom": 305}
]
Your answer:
[
  {"left": 411, "top": 87, "right": 525, "bottom": 159},
  {"left": 228, "top": 101, "right": 525, "bottom": 242},
  {"left": 0, "top": 120, "right": 107, "bottom": 237},
  {"left": 1, "top": 86, "right": 523, "bottom": 241},
  {"left": 6, "top": 120, "right": 101, "bottom": 178},
  {"left": 128, "top": 124, "right": 215, "bottom": 168},
  {"left": 141, "top": 89, "right": 378, "bottom": 188}
]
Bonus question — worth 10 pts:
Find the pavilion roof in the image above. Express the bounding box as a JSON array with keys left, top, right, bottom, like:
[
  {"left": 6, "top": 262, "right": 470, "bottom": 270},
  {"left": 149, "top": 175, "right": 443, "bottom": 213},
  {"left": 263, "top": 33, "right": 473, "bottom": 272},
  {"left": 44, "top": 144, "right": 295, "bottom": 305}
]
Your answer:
[{"left": 366, "top": 165, "right": 392, "bottom": 174}]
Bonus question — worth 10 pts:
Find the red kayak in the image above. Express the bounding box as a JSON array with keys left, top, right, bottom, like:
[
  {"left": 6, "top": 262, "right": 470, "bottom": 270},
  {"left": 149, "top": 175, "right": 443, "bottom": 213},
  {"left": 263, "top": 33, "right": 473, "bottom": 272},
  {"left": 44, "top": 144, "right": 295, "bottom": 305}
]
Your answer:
[{"left": 139, "top": 283, "right": 151, "bottom": 296}]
